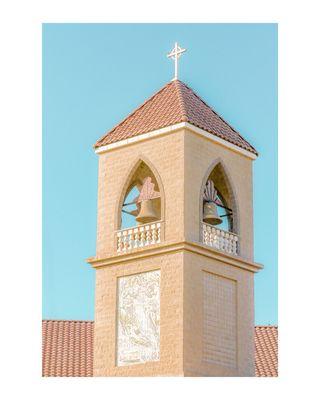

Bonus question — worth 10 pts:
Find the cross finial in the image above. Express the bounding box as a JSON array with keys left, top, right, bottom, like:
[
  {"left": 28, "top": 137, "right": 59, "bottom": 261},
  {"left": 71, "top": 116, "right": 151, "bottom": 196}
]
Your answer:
[{"left": 167, "top": 42, "right": 186, "bottom": 81}]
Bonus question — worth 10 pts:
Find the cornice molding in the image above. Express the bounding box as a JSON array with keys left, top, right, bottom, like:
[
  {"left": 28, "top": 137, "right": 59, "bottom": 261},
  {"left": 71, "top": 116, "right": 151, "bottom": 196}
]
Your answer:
[
  {"left": 87, "top": 240, "right": 263, "bottom": 273},
  {"left": 95, "top": 122, "right": 257, "bottom": 160}
]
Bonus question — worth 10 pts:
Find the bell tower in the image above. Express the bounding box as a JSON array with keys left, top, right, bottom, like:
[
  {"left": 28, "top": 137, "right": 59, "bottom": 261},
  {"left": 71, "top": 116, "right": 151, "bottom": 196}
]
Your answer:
[{"left": 88, "top": 51, "right": 262, "bottom": 376}]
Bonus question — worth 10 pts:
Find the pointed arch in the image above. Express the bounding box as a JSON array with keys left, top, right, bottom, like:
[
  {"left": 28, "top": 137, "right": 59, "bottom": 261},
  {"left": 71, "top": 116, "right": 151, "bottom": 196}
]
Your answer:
[
  {"left": 200, "top": 158, "right": 240, "bottom": 234},
  {"left": 115, "top": 155, "right": 165, "bottom": 230}
]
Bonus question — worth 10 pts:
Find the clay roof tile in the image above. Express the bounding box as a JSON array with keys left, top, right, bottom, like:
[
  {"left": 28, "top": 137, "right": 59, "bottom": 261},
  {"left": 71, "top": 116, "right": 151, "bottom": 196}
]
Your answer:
[
  {"left": 42, "top": 321, "right": 277, "bottom": 377},
  {"left": 94, "top": 80, "right": 258, "bottom": 156}
]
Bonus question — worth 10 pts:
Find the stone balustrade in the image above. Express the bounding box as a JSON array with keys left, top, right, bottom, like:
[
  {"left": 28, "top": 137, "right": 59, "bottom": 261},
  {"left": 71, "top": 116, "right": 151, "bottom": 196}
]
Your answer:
[
  {"left": 201, "top": 222, "right": 239, "bottom": 256},
  {"left": 116, "top": 221, "right": 162, "bottom": 253}
]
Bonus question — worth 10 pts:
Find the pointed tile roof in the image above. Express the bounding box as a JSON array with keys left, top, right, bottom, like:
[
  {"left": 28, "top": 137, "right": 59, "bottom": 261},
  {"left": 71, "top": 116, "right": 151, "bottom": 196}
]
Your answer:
[
  {"left": 42, "top": 320, "right": 277, "bottom": 377},
  {"left": 95, "top": 80, "right": 257, "bottom": 155}
]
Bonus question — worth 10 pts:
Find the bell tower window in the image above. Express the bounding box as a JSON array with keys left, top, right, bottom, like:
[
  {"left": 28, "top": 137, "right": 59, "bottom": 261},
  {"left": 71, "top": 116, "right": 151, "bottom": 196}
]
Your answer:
[
  {"left": 116, "top": 160, "right": 164, "bottom": 252},
  {"left": 201, "top": 162, "right": 239, "bottom": 255}
]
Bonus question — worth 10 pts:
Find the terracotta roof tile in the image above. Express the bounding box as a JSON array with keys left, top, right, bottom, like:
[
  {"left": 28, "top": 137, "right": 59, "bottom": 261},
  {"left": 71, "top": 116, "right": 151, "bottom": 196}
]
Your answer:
[
  {"left": 94, "top": 80, "right": 258, "bottom": 155},
  {"left": 255, "top": 326, "right": 278, "bottom": 377},
  {"left": 42, "top": 320, "right": 94, "bottom": 377},
  {"left": 42, "top": 320, "right": 277, "bottom": 377}
]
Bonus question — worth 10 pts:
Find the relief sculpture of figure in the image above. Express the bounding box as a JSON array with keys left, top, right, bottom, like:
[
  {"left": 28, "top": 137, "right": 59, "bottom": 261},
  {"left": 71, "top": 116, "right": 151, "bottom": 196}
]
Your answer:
[{"left": 117, "top": 270, "right": 160, "bottom": 366}]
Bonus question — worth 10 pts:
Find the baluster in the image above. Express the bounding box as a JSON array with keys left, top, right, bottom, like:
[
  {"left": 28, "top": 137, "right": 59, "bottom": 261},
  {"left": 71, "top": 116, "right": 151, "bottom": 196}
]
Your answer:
[
  {"left": 127, "top": 229, "right": 133, "bottom": 250},
  {"left": 150, "top": 224, "right": 156, "bottom": 244},
  {"left": 225, "top": 232, "right": 230, "bottom": 253},
  {"left": 234, "top": 236, "right": 238, "bottom": 255},
  {"left": 122, "top": 230, "right": 128, "bottom": 251},
  {"left": 207, "top": 224, "right": 211, "bottom": 245},
  {"left": 208, "top": 226, "right": 215, "bottom": 247},
  {"left": 213, "top": 228, "right": 219, "bottom": 249},
  {"left": 126, "top": 231, "right": 131, "bottom": 252},
  {"left": 228, "top": 234, "right": 231, "bottom": 253},
  {"left": 139, "top": 227, "right": 146, "bottom": 247},
  {"left": 133, "top": 228, "right": 139, "bottom": 248},
  {"left": 146, "top": 225, "right": 152, "bottom": 245},
  {"left": 207, "top": 225, "right": 211, "bottom": 246},
  {"left": 203, "top": 224, "right": 207, "bottom": 244},
  {"left": 157, "top": 223, "right": 161, "bottom": 243},
  {"left": 209, "top": 226, "right": 212, "bottom": 245},
  {"left": 220, "top": 230, "right": 225, "bottom": 251},
  {"left": 203, "top": 223, "right": 208, "bottom": 245},
  {"left": 116, "top": 232, "right": 121, "bottom": 252}
]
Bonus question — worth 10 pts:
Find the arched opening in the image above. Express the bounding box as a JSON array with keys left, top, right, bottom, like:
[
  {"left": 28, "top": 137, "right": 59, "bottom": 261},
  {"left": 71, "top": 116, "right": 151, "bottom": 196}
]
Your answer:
[
  {"left": 119, "top": 160, "right": 163, "bottom": 230},
  {"left": 201, "top": 160, "right": 238, "bottom": 234}
]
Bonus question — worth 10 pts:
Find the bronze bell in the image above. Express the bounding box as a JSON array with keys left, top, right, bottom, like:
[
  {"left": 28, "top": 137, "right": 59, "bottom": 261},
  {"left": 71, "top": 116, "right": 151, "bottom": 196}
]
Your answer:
[
  {"left": 127, "top": 207, "right": 138, "bottom": 217},
  {"left": 203, "top": 201, "right": 223, "bottom": 225},
  {"left": 136, "top": 199, "right": 158, "bottom": 224}
]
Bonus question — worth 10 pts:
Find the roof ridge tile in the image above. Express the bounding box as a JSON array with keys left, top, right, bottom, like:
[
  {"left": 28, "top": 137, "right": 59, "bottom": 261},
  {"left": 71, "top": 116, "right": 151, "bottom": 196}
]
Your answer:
[{"left": 174, "top": 80, "right": 188, "bottom": 121}]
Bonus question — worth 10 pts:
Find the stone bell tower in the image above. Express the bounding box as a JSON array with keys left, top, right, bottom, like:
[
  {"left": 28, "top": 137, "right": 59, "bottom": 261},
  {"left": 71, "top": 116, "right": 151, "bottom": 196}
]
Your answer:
[{"left": 87, "top": 61, "right": 262, "bottom": 376}]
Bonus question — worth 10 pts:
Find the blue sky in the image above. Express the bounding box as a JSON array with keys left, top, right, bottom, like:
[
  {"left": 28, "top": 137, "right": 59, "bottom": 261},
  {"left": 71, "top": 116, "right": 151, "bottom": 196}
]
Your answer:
[{"left": 43, "top": 23, "right": 277, "bottom": 325}]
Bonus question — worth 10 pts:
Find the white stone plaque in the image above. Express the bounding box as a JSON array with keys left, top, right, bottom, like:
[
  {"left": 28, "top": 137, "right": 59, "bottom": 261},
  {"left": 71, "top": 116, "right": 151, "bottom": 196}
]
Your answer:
[{"left": 116, "top": 270, "right": 160, "bottom": 366}]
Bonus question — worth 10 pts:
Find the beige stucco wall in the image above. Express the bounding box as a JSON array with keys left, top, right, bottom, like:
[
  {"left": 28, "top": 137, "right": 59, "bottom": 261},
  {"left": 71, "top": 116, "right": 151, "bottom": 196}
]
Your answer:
[
  {"left": 95, "top": 130, "right": 185, "bottom": 259},
  {"left": 93, "top": 248, "right": 255, "bottom": 377},
  {"left": 183, "top": 251, "right": 255, "bottom": 377},
  {"left": 93, "top": 252, "right": 184, "bottom": 376},
  {"left": 92, "top": 126, "right": 257, "bottom": 377},
  {"left": 184, "top": 128, "right": 254, "bottom": 260},
  {"left": 96, "top": 127, "right": 254, "bottom": 260}
]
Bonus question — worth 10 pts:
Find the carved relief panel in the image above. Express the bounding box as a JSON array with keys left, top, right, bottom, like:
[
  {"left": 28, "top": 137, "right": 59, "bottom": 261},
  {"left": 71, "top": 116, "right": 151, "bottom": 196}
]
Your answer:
[{"left": 116, "top": 270, "right": 161, "bottom": 366}]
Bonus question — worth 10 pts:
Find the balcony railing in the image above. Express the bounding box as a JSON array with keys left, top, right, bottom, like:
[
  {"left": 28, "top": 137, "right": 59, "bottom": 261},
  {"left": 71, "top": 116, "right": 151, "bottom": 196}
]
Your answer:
[
  {"left": 116, "top": 221, "right": 163, "bottom": 253},
  {"left": 201, "top": 222, "right": 239, "bottom": 256}
]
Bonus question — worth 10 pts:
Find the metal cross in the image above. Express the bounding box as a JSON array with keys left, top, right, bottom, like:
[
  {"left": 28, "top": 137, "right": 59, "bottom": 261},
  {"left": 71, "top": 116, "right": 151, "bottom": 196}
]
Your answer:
[{"left": 167, "top": 42, "right": 186, "bottom": 81}]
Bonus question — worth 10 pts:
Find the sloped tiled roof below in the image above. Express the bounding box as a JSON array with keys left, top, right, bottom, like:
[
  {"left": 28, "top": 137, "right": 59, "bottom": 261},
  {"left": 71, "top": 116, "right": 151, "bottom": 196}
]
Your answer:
[
  {"left": 255, "top": 325, "right": 278, "bottom": 377},
  {"left": 42, "top": 321, "right": 277, "bottom": 377},
  {"left": 42, "top": 320, "right": 94, "bottom": 377}
]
